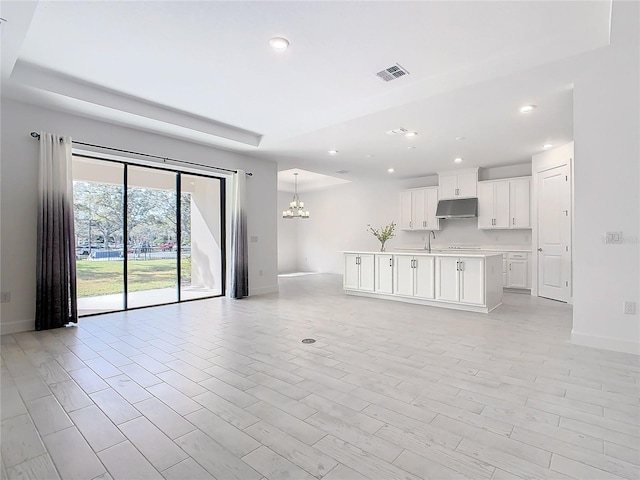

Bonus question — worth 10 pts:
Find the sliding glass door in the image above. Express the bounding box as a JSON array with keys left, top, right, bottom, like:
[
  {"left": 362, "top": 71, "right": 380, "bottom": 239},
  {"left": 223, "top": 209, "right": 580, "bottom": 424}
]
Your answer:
[
  {"left": 73, "top": 158, "right": 125, "bottom": 315},
  {"left": 180, "top": 174, "right": 223, "bottom": 300},
  {"left": 73, "top": 156, "right": 224, "bottom": 316},
  {"left": 127, "top": 166, "right": 178, "bottom": 308}
]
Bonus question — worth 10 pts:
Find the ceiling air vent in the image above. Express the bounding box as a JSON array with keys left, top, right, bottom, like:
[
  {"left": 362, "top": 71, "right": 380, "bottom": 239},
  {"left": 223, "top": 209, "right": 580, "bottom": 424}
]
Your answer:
[
  {"left": 336, "top": 170, "right": 350, "bottom": 175},
  {"left": 376, "top": 64, "right": 409, "bottom": 82}
]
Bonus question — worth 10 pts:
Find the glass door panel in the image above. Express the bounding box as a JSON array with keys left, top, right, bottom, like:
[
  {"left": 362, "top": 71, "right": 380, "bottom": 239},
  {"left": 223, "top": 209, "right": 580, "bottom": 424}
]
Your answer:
[
  {"left": 127, "top": 167, "right": 178, "bottom": 308},
  {"left": 180, "top": 174, "right": 223, "bottom": 300},
  {"left": 73, "top": 157, "right": 125, "bottom": 315}
]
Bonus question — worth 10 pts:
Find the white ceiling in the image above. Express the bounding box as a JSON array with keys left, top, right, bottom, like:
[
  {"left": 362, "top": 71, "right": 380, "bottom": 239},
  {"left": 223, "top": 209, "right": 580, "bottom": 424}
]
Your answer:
[{"left": 1, "top": 1, "right": 612, "bottom": 187}]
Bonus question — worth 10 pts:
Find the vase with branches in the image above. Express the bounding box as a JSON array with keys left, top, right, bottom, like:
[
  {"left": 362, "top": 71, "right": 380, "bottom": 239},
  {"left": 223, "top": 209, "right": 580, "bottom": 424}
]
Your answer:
[{"left": 367, "top": 222, "right": 396, "bottom": 252}]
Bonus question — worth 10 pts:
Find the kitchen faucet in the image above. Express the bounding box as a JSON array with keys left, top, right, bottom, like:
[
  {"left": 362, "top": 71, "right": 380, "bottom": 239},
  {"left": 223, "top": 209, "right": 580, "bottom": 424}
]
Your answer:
[{"left": 425, "top": 231, "right": 436, "bottom": 252}]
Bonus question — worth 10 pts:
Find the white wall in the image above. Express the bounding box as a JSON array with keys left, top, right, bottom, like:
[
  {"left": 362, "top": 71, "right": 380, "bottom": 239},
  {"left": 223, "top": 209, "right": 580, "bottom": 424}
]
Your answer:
[
  {"left": 571, "top": 1, "right": 640, "bottom": 354},
  {"left": 277, "top": 191, "right": 299, "bottom": 273},
  {"left": 293, "top": 164, "right": 532, "bottom": 275},
  {"left": 0, "top": 99, "right": 278, "bottom": 333}
]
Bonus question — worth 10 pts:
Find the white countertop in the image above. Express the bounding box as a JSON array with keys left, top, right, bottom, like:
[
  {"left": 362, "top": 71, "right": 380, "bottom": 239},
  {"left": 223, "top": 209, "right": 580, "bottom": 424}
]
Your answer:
[
  {"left": 342, "top": 250, "right": 503, "bottom": 258},
  {"left": 395, "top": 245, "right": 532, "bottom": 253}
]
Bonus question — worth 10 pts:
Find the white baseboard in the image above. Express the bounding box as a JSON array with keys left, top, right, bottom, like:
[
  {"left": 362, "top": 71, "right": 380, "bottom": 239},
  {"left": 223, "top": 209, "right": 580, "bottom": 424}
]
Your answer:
[
  {"left": 1, "top": 319, "right": 34, "bottom": 335},
  {"left": 571, "top": 331, "right": 640, "bottom": 355},
  {"left": 249, "top": 285, "right": 279, "bottom": 296}
]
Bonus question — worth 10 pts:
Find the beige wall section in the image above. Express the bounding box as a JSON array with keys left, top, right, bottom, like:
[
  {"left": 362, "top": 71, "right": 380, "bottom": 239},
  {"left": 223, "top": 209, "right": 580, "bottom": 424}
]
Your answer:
[{"left": 0, "top": 99, "right": 278, "bottom": 334}]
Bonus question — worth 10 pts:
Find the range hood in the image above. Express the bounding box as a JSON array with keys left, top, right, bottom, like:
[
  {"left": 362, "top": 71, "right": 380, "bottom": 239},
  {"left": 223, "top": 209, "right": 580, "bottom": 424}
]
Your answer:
[{"left": 435, "top": 197, "right": 478, "bottom": 219}]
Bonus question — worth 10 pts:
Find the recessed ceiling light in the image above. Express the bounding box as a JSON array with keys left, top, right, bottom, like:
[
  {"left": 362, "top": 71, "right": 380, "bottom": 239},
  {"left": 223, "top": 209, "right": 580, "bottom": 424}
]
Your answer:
[
  {"left": 365, "top": 154, "right": 374, "bottom": 158},
  {"left": 543, "top": 144, "right": 553, "bottom": 150},
  {"left": 385, "top": 127, "right": 408, "bottom": 136},
  {"left": 387, "top": 168, "right": 395, "bottom": 173},
  {"left": 328, "top": 150, "right": 338, "bottom": 155},
  {"left": 520, "top": 104, "right": 536, "bottom": 113},
  {"left": 455, "top": 136, "right": 465, "bottom": 141},
  {"left": 269, "top": 37, "right": 290, "bottom": 51},
  {"left": 405, "top": 131, "right": 418, "bottom": 137},
  {"left": 454, "top": 157, "right": 463, "bottom": 163},
  {"left": 407, "top": 146, "right": 416, "bottom": 150}
]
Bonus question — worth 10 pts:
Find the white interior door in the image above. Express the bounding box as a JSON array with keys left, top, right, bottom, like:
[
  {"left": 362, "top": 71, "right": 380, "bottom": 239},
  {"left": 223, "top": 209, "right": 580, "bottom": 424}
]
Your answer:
[{"left": 537, "top": 164, "right": 571, "bottom": 302}]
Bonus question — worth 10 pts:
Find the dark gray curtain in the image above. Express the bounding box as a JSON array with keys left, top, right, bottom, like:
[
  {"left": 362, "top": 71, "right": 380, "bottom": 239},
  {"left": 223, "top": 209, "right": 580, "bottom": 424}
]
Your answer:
[
  {"left": 230, "top": 170, "right": 248, "bottom": 298},
  {"left": 35, "top": 132, "right": 78, "bottom": 330}
]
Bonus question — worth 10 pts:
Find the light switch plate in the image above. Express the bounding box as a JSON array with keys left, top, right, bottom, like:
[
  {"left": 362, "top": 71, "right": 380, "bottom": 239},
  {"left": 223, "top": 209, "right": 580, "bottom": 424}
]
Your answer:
[
  {"left": 606, "top": 232, "right": 623, "bottom": 244},
  {"left": 1, "top": 292, "right": 10, "bottom": 303}
]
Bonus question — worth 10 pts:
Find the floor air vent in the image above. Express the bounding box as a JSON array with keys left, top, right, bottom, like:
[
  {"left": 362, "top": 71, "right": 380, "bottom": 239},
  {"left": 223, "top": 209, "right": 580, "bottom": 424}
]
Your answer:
[{"left": 376, "top": 64, "right": 409, "bottom": 82}]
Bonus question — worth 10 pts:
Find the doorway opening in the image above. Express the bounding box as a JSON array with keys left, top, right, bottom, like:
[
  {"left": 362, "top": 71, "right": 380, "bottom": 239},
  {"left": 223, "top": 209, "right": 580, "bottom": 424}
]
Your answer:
[{"left": 72, "top": 155, "right": 225, "bottom": 316}]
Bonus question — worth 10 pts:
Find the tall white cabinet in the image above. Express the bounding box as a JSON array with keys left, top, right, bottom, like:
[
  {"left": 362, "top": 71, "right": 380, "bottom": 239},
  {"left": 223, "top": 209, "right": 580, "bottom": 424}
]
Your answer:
[{"left": 399, "top": 187, "right": 440, "bottom": 231}]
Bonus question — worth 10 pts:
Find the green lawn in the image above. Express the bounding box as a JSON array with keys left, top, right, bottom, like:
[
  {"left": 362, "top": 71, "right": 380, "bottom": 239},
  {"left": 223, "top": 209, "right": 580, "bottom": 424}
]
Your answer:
[{"left": 76, "top": 258, "right": 191, "bottom": 297}]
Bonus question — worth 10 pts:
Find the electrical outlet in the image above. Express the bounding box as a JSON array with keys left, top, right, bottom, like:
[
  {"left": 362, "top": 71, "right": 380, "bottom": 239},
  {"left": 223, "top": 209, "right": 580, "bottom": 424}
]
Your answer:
[
  {"left": 1, "top": 292, "right": 10, "bottom": 303},
  {"left": 606, "top": 232, "right": 623, "bottom": 244},
  {"left": 623, "top": 301, "right": 636, "bottom": 315}
]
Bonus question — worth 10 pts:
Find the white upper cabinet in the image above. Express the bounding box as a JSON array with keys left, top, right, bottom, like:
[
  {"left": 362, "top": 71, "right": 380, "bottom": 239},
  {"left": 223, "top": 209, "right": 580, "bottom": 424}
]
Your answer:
[
  {"left": 478, "top": 180, "right": 510, "bottom": 228},
  {"left": 399, "top": 187, "right": 440, "bottom": 231},
  {"left": 478, "top": 177, "right": 531, "bottom": 229},
  {"left": 509, "top": 177, "right": 531, "bottom": 228},
  {"left": 438, "top": 168, "right": 478, "bottom": 199}
]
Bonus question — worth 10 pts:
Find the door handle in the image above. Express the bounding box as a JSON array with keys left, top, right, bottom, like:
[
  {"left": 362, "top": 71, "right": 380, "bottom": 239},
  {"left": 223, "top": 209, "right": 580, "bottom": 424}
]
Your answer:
[
  {"left": 389, "top": 258, "right": 393, "bottom": 267},
  {"left": 459, "top": 261, "right": 464, "bottom": 271},
  {"left": 456, "top": 261, "right": 460, "bottom": 271},
  {"left": 537, "top": 248, "right": 543, "bottom": 252},
  {"left": 409, "top": 221, "right": 412, "bottom": 228},
  {"left": 509, "top": 264, "right": 512, "bottom": 271},
  {"left": 512, "top": 218, "right": 515, "bottom": 225},
  {"left": 423, "top": 220, "right": 426, "bottom": 227}
]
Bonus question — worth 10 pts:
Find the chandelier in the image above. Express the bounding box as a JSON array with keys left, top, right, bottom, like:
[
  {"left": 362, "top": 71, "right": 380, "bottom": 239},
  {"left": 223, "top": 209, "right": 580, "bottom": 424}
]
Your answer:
[{"left": 282, "top": 172, "right": 310, "bottom": 219}]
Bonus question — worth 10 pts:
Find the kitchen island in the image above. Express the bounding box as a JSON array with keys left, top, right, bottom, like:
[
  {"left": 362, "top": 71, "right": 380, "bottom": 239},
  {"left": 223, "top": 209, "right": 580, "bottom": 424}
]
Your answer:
[{"left": 343, "top": 251, "right": 503, "bottom": 313}]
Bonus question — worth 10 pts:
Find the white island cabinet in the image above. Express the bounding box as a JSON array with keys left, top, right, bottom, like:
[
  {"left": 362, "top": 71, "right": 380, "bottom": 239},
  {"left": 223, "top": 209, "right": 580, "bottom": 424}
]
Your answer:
[
  {"left": 342, "top": 251, "right": 502, "bottom": 313},
  {"left": 395, "top": 255, "right": 435, "bottom": 299},
  {"left": 344, "top": 253, "right": 375, "bottom": 292},
  {"left": 435, "top": 256, "right": 485, "bottom": 305}
]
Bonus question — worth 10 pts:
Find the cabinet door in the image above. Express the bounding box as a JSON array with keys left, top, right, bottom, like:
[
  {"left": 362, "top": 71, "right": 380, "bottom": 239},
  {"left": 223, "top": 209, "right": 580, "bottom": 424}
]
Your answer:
[
  {"left": 344, "top": 254, "right": 360, "bottom": 289},
  {"left": 414, "top": 256, "right": 435, "bottom": 299},
  {"left": 412, "top": 189, "right": 427, "bottom": 230},
  {"left": 477, "top": 182, "right": 495, "bottom": 229},
  {"left": 507, "top": 260, "right": 528, "bottom": 289},
  {"left": 493, "top": 181, "right": 511, "bottom": 228},
  {"left": 459, "top": 257, "right": 485, "bottom": 305},
  {"left": 510, "top": 178, "right": 531, "bottom": 228},
  {"left": 438, "top": 175, "right": 458, "bottom": 199},
  {"left": 435, "top": 256, "right": 460, "bottom": 302},
  {"left": 399, "top": 191, "right": 413, "bottom": 230},
  {"left": 394, "top": 256, "right": 415, "bottom": 296},
  {"left": 425, "top": 188, "right": 440, "bottom": 230},
  {"left": 457, "top": 171, "right": 478, "bottom": 198},
  {"left": 375, "top": 255, "right": 394, "bottom": 294},
  {"left": 359, "top": 254, "right": 375, "bottom": 292}
]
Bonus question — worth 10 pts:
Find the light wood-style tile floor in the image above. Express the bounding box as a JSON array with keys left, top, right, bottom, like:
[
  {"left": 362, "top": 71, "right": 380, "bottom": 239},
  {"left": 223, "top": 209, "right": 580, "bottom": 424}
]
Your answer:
[{"left": 1, "top": 273, "right": 639, "bottom": 479}]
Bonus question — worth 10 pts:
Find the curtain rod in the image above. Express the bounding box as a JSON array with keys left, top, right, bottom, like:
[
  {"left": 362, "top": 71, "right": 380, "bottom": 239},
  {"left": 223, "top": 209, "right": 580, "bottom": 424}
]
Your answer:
[{"left": 30, "top": 131, "right": 252, "bottom": 176}]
